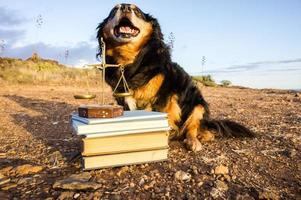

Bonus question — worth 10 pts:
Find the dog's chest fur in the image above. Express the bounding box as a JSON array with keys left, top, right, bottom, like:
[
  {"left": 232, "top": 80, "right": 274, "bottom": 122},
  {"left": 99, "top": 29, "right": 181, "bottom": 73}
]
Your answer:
[{"left": 126, "top": 73, "right": 164, "bottom": 110}]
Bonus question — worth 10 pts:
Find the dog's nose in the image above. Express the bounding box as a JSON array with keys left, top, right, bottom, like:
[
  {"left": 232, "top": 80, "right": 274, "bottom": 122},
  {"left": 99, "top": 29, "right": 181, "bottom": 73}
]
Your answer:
[{"left": 120, "top": 4, "right": 132, "bottom": 13}]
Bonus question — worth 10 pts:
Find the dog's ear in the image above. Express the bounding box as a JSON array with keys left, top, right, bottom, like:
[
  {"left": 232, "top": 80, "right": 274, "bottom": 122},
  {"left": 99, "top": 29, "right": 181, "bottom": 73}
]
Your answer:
[
  {"left": 96, "top": 19, "right": 108, "bottom": 60},
  {"left": 144, "top": 14, "right": 164, "bottom": 41}
]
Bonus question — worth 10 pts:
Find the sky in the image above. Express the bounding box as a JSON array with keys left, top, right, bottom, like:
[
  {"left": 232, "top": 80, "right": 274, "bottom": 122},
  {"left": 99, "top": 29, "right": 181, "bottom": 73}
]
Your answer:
[{"left": 0, "top": 0, "right": 301, "bottom": 89}]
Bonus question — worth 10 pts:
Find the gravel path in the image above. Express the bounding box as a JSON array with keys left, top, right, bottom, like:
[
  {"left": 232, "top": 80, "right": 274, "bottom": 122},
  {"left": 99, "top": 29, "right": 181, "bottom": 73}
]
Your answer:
[{"left": 0, "top": 85, "right": 300, "bottom": 199}]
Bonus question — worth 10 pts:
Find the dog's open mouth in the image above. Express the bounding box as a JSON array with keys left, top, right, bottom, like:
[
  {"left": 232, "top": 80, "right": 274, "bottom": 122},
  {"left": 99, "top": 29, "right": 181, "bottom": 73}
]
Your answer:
[{"left": 114, "top": 17, "right": 140, "bottom": 38}]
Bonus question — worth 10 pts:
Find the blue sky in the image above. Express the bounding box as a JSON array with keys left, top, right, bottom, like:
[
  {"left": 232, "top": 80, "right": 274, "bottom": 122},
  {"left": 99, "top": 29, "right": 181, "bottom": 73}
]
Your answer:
[{"left": 0, "top": 0, "right": 301, "bottom": 89}]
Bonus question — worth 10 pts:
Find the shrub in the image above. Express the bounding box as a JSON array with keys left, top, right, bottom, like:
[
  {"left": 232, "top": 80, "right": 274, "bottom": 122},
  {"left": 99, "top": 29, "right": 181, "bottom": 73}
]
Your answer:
[
  {"left": 220, "top": 80, "right": 232, "bottom": 87},
  {"left": 193, "top": 75, "right": 217, "bottom": 87}
]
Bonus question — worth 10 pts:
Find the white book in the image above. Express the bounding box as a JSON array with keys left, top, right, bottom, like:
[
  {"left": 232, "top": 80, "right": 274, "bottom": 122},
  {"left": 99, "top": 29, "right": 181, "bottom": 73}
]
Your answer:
[
  {"left": 71, "top": 110, "right": 168, "bottom": 125},
  {"left": 76, "top": 126, "right": 171, "bottom": 138},
  {"left": 72, "top": 119, "right": 169, "bottom": 135}
]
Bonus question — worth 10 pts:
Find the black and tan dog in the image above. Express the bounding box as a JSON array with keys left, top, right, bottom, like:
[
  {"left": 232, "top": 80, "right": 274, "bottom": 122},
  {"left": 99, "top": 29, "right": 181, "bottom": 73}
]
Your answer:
[{"left": 96, "top": 4, "right": 254, "bottom": 151}]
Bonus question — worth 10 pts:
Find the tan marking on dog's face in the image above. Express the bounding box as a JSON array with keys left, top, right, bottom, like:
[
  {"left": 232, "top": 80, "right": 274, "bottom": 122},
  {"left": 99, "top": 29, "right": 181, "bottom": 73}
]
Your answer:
[{"left": 102, "top": 4, "right": 153, "bottom": 65}]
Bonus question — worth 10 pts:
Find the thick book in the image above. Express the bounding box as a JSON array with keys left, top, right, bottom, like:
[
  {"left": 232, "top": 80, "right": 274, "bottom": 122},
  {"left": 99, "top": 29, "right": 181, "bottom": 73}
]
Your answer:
[
  {"left": 72, "top": 119, "right": 169, "bottom": 135},
  {"left": 82, "top": 127, "right": 171, "bottom": 138},
  {"left": 82, "top": 131, "right": 168, "bottom": 156},
  {"left": 82, "top": 148, "right": 168, "bottom": 170},
  {"left": 71, "top": 110, "right": 168, "bottom": 125}
]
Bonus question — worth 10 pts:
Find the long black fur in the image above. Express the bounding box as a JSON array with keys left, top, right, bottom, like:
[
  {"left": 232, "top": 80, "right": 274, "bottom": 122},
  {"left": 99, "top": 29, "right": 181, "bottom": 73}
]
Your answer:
[{"left": 96, "top": 6, "right": 255, "bottom": 139}]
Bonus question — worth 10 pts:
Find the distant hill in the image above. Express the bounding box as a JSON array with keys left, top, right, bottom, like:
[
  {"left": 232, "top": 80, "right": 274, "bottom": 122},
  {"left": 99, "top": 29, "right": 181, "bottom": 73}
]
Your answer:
[{"left": 0, "top": 54, "right": 100, "bottom": 85}]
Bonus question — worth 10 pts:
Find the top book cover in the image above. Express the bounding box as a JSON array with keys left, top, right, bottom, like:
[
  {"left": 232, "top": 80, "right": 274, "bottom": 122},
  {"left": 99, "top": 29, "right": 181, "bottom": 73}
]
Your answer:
[{"left": 71, "top": 110, "right": 168, "bottom": 125}]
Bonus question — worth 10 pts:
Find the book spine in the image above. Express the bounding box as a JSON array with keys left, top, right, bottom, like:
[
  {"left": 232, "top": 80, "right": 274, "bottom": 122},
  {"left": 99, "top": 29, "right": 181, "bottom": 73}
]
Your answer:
[{"left": 74, "top": 119, "right": 169, "bottom": 135}]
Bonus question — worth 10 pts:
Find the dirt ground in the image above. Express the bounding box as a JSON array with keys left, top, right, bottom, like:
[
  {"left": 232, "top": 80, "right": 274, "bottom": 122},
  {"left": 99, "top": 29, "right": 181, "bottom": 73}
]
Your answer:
[{"left": 0, "top": 84, "right": 300, "bottom": 199}]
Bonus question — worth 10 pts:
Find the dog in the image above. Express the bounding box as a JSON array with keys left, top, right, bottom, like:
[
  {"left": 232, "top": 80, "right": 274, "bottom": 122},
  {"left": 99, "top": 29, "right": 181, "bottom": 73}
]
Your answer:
[{"left": 96, "top": 3, "right": 254, "bottom": 151}]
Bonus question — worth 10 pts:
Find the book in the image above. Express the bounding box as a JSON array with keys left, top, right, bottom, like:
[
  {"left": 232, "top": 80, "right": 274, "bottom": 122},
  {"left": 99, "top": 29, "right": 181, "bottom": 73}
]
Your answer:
[
  {"left": 82, "top": 148, "right": 168, "bottom": 170},
  {"left": 83, "top": 127, "right": 171, "bottom": 138},
  {"left": 72, "top": 119, "right": 169, "bottom": 135},
  {"left": 82, "top": 131, "right": 168, "bottom": 156},
  {"left": 71, "top": 110, "right": 168, "bottom": 125}
]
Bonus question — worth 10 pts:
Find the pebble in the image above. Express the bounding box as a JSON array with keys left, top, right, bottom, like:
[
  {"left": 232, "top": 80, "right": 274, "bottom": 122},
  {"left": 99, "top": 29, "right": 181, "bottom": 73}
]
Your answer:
[
  {"left": 14, "top": 164, "right": 44, "bottom": 176},
  {"left": 215, "top": 180, "right": 228, "bottom": 191},
  {"left": 117, "top": 166, "right": 129, "bottom": 177},
  {"left": 214, "top": 165, "right": 229, "bottom": 175},
  {"left": 53, "top": 172, "right": 101, "bottom": 191},
  {"left": 57, "top": 191, "right": 74, "bottom": 200},
  {"left": 0, "top": 166, "right": 13, "bottom": 175},
  {"left": 259, "top": 190, "right": 279, "bottom": 200},
  {"left": 73, "top": 193, "right": 80, "bottom": 199},
  {"left": 174, "top": 170, "right": 191, "bottom": 181},
  {"left": 139, "top": 178, "right": 145, "bottom": 186}
]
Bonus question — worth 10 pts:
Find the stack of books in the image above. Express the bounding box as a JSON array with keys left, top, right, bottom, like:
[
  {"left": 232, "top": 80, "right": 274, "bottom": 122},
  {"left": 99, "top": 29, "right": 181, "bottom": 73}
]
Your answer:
[{"left": 71, "top": 110, "right": 170, "bottom": 170}]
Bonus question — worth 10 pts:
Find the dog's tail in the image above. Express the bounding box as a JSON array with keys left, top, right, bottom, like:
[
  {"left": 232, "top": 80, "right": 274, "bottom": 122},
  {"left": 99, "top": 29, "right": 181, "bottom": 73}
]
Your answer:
[{"left": 201, "top": 118, "right": 255, "bottom": 138}]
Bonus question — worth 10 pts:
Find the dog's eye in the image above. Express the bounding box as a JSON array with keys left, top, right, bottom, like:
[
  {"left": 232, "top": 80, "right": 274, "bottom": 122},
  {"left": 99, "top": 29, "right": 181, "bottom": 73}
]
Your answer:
[{"left": 133, "top": 8, "right": 143, "bottom": 18}]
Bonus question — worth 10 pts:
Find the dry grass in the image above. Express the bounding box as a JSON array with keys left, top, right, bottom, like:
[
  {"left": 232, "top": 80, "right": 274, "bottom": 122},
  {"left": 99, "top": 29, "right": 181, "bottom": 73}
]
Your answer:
[{"left": 0, "top": 56, "right": 101, "bottom": 86}]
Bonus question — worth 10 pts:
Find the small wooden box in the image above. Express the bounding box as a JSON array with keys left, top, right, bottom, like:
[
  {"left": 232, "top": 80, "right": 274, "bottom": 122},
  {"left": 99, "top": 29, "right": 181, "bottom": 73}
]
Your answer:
[{"left": 78, "top": 104, "right": 124, "bottom": 118}]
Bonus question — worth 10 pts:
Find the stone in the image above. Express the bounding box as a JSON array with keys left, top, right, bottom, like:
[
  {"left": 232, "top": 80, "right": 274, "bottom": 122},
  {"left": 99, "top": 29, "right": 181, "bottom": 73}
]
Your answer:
[
  {"left": 197, "top": 181, "right": 204, "bottom": 187},
  {"left": 174, "top": 170, "right": 191, "bottom": 181},
  {"left": 73, "top": 193, "right": 80, "bottom": 199},
  {"left": 0, "top": 166, "right": 13, "bottom": 175},
  {"left": 259, "top": 190, "right": 279, "bottom": 200},
  {"left": 57, "top": 191, "right": 74, "bottom": 200},
  {"left": 1, "top": 183, "right": 18, "bottom": 190},
  {"left": 0, "top": 177, "right": 10, "bottom": 186},
  {"left": 215, "top": 180, "right": 228, "bottom": 191},
  {"left": 214, "top": 165, "right": 229, "bottom": 175},
  {"left": 14, "top": 164, "right": 43, "bottom": 176},
  {"left": 143, "top": 180, "right": 156, "bottom": 190},
  {"left": 116, "top": 166, "right": 129, "bottom": 177},
  {"left": 53, "top": 172, "right": 101, "bottom": 191},
  {"left": 129, "top": 182, "right": 135, "bottom": 187},
  {"left": 139, "top": 178, "right": 145, "bottom": 186},
  {"left": 210, "top": 188, "right": 221, "bottom": 199},
  {"left": 236, "top": 193, "right": 255, "bottom": 200}
]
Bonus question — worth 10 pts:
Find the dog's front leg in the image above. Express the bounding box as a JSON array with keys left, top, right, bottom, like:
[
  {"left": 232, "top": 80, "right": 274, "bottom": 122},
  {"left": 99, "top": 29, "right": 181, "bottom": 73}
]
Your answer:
[{"left": 125, "top": 96, "right": 137, "bottom": 111}]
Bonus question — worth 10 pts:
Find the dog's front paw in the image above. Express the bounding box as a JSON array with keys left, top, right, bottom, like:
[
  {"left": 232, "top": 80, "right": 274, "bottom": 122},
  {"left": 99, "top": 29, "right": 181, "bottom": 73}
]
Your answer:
[{"left": 185, "top": 138, "right": 202, "bottom": 152}]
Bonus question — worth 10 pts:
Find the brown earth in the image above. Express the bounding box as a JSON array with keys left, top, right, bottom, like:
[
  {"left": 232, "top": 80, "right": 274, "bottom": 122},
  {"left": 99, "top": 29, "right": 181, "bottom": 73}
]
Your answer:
[{"left": 0, "top": 84, "right": 300, "bottom": 199}]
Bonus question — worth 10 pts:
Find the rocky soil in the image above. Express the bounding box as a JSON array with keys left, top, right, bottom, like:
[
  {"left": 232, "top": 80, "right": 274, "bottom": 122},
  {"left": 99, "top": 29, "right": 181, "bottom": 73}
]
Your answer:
[{"left": 0, "top": 84, "right": 300, "bottom": 199}]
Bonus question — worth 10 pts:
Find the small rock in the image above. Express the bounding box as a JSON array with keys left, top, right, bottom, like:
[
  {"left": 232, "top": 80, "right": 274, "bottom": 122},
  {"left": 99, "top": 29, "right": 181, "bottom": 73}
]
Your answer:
[
  {"left": 57, "top": 191, "right": 74, "bottom": 200},
  {"left": 236, "top": 193, "right": 255, "bottom": 200},
  {"left": 214, "top": 165, "right": 229, "bottom": 175},
  {"left": 191, "top": 165, "right": 198, "bottom": 175},
  {"left": 73, "top": 193, "right": 80, "bottom": 199},
  {"left": 0, "top": 177, "right": 10, "bottom": 186},
  {"left": 17, "top": 177, "right": 32, "bottom": 185},
  {"left": 0, "top": 166, "right": 13, "bottom": 175},
  {"left": 174, "top": 170, "right": 191, "bottom": 181},
  {"left": 224, "top": 174, "right": 231, "bottom": 182},
  {"left": 1, "top": 183, "right": 17, "bottom": 191},
  {"left": 259, "top": 190, "right": 279, "bottom": 200},
  {"left": 117, "top": 166, "right": 129, "bottom": 177},
  {"left": 14, "top": 164, "right": 43, "bottom": 176},
  {"left": 210, "top": 188, "right": 221, "bottom": 199},
  {"left": 53, "top": 172, "right": 101, "bottom": 191},
  {"left": 139, "top": 178, "right": 145, "bottom": 186},
  {"left": 215, "top": 180, "right": 228, "bottom": 191},
  {"left": 197, "top": 181, "right": 204, "bottom": 187},
  {"left": 143, "top": 180, "right": 156, "bottom": 190},
  {"left": 129, "top": 182, "right": 135, "bottom": 187}
]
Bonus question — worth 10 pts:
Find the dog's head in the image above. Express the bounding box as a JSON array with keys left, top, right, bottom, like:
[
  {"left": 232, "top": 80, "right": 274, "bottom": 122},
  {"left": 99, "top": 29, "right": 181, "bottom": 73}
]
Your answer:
[{"left": 97, "top": 4, "right": 162, "bottom": 65}]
